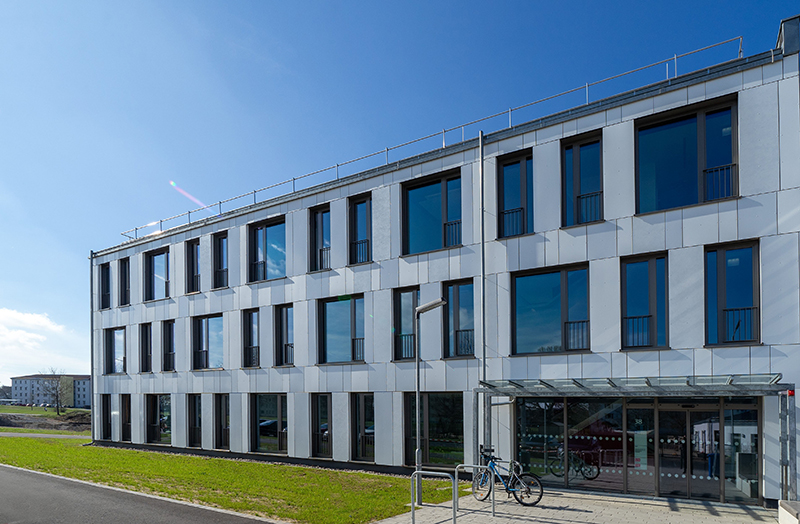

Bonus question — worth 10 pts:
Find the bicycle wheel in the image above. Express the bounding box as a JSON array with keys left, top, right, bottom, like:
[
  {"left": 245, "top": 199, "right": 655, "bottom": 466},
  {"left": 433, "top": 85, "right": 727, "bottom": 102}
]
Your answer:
[
  {"left": 581, "top": 462, "right": 600, "bottom": 480},
  {"left": 547, "top": 455, "right": 565, "bottom": 477},
  {"left": 472, "top": 470, "right": 492, "bottom": 501},
  {"left": 511, "top": 473, "right": 543, "bottom": 506}
]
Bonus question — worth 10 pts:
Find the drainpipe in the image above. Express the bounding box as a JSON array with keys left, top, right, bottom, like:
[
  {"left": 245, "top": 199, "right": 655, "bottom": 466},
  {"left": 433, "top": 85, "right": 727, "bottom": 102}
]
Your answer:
[
  {"left": 89, "top": 251, "right": 95, "bottom": 442},
  {"left": 479, "top": 131, "right": 491, "bottom": 452}
]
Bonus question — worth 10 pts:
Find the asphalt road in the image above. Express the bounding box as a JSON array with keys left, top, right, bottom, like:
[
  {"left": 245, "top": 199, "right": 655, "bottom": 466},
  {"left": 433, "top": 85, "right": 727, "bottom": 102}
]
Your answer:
[{"left": 0, "top": 464, "right": 281, "bottom": 524}]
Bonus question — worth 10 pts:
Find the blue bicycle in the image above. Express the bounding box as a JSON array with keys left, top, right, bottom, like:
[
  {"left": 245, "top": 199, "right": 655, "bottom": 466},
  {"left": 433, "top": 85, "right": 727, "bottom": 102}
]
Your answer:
[{"left": 472, "top": 446, "right": 543, "bottom": 506}]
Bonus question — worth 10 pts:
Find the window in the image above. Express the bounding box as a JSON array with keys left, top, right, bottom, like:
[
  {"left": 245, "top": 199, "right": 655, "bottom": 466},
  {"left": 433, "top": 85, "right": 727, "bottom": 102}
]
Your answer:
[
  {"left": 104, "top": 327, "right": 125, "bottom": 374},
  {"left": 403, "top": 171, "right": 461, "bottom": 255},
  {"left": 352, "top": 393, "right": 374, "bottom": 461},
  {"left": 312, "top": 393, "right": 332, "bottom": 458},
  {"left": 119, "top": 257, "right": 130, "bottom": 306},
  {"left": 252, "top": 393, "right": 287, "bottom": 453},
  {"left": 121, "top": 394, "right": 131, "bottom": 442},
  {"left": 562, "top": 134, "right": 602, "bottom": 226},
  {"left": 140, "top": 323, "right": 152, "bottom": 372},
  {"left": 498, "top": 152, "right": 533, "bottom": 237},
  {"left": 162, "top": 320, "right": 175, "bottom": 372},
  {"left": 444, "top": 281, "right": 474, "bottom": 357},
  {"left": 276, "top": 304, "right": 294, "bottom": 366},
  {"left": 100, "top": 394, "right": 111, "bottom": 440},
  {"left": 394, "top": 288, "right": 419, "bottom": 360},
  {"left": 637, "top": 99, "right": 737, "bottom": 214},
  {"left": 186, "top": 238, "right": 200, "bottom": 293},
  {"left": 622, "top": 255, "right": 668, "bottom": 348},
  {"left": 243, "top": 309, "right": 259, "bottom": 368},
  {"left": 145, "top": 249, "right": 169, "bottom": 301},
  {"left": 249, "top": 220, "right": 286, "bottom": 282},
  {"left": 213, "top": 233, "right": 228, "bottom": 288},
  {"left": 310, "top": 205, "right": 331, "bottom": 271},
  {"left": 99, "top": 263, "right": 111, "bottom": 309},
  {"left": 146, "top": 394, "right": 171, "bottom": 444},
  {"left": 513, "top": 266, "right": 589, "bottom": 354},
  {"left": 405, "top": 392, "right": 463, "bottom": 466},
  {"left": 193, "top": 315, "right": 223, "bottom": 369},
  {"left": 215, "top": 394, "right": 230, "bottom": 450},
  {"left": 349, "top": 195, "right": 371, "bottom": 264},
  {"left": 188, "top": 394, "right": 202, "bottom": 448},
  {"left": 320, "top": 295, "right": 365, "bottom": 363},
  {"left": 706, "top": 243, "right": 758, "bottom": 344}
]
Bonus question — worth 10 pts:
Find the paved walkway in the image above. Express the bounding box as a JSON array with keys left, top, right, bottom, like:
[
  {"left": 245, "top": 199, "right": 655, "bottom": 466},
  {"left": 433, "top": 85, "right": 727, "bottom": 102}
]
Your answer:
[
  {"left": 377, "top": 488, "right": 778, "bottom": 524},
  {"left": 0, "top": 431, "right": 89, "bottom": 439}
]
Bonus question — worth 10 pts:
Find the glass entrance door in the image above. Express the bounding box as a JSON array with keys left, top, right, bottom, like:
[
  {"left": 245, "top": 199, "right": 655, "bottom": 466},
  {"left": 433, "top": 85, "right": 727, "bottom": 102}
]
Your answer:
[
  {"left": 658, "top": 409, "right": 720, "bottom": 499},
  {"left": 658, "top": 411, "right": 688, "bottom": 497},
  {"left": 689, "top": 411, "right": 720, "bottom": 500}
]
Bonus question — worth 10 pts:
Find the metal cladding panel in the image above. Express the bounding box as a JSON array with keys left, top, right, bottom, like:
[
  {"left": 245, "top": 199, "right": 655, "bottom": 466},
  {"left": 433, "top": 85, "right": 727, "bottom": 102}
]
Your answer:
[
  {"left": 761, "top": 233, "right": 800, "bottom": 345},
  {"left": 603, "top": 121, "right": 636, "bottom": 221},
  {"left": 779, "top": 77, "right": 800, "bottom": 189},
  {"left": 589, "top": 257, "right": 621, "bottom": 353},
  {"left": 658, "top": 349, "right": 693, "bottom": 377},
  {"left": 668, "top": 246, "right": 704, "bottom": 350},
  {"left": 739, "top": 82, "right": 780, "bottom": 196},
  {"left": 632, "top": 214, "right": 666, "bottom": 254},
  {"left": 779, "top": 188, "right": 800, "bottom": 234},
  {"left": 711, "top": 346, "right": 750, "bottom": 375},
  {"left": 558, "top": 226, "right": 587, "bottom": 264},
  {"left": 532, "top": 140, "right": 561, "bottom": 233},
  {"left": 332, "top": 392, "right": 350, "bottom": 462},
  {"left": 330, "top": 198, "right": 347, "bottom": 270},
  {"left": 738, "top": 193, "right": 778, "bottom": 240},
  {"left": 682, "top": 204, "right": 719, "bottom": 248}
]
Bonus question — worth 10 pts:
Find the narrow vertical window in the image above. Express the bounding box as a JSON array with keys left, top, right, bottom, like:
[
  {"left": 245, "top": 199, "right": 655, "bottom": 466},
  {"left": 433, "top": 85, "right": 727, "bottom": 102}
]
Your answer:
[
  {"left": 193, "top": 315, "right": 224, "bottom": 369},
  {"left": 498, "top": 152, "right": 534, "bottom": 237},
  {"left": 563, "top": 134, "right": 602, "bottom": 226},
  {"left": 249, "top": 220, "right": 286, "bottom": 282},
  {"left": 311, "top": 205, "right": 331, "bottom": 271},
  {"left": 140, "top": 323, "right": 152, "bottom": 372},
  {"left": 622, "top": 255, "right": 668, "bottom": 348},
  {"left": 403, "top": 171, "right": 461, "bottom": 255},
  {"left": 104, "top": 327, "right": 126, "bottom": 374},
  {"left": 312, "top": 393, "right": 332, "bottom": 458},
  {"left": 243, "top": 309, "right": 259, "bottom": 368},
  {"left": 99, "top": 263, "right": 111, "bottom": 309},
  {"left": 162, "top": 320, "right": 175, "bottom": 372},
  {"left": 120, "top": 394, "right": 131, "bottom": 442},
  {"left": 213, "top": 233, "right": 228, "bottom": 288},
  {"left": 445, "top": 281, "right": 475, "bottom": 357},
  {"left": 215, "top": 394, "right": 230, "bottom": 450},
  {"left": 320, "top": 295, "right": 364, "bottom": 363},
  {"left": 276, "top": 305, "right": 294, "bottom": 366},
  {"left": 145, "top": 249, "right": 169, "bottom": 300},
  {"left": 706, "top": 243, "right": 758, "bottom": 344},
  {"left": 100, "top": 394, "right": 111, "bottom": 440},
  {"left": 349, "top": 195, "right": 372, "bottom": 264},
  {"left": 147, "top": 394, "right": 171, "bottom": 444},
  {"left": 187, "top": 394, "right": 202, "bottom": 447},
  {"left": 394, "top": 287, "right": 419, "bottom": 360},
  {"left": 119, "top": 257, "right": 130, "bottom": 306},
  {"left": 186, "top": 238, "right": 200, "bottom": 293},
  {"left": 352, "top": 393, "right": 375, "bottom": 461}
]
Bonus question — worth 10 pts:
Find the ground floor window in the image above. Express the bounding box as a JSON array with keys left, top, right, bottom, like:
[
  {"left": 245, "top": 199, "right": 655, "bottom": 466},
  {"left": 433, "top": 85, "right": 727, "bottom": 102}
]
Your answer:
[
  {"left": 146, "top": 394, "right": 171, "bottom": 444},
  {"left": 312, "top": 393, "right": 332, "bottom": 458},
  {"left": 215, "top": 394, "right": 230, "bottom": 450},
  {"left": 252, "top": 394, "right": 287, "bottom": 453},
  {"left": 405, "top": 392, "right": 463, "bottom": 466},
  {"left": 120, "top": 394, "right": 131, "bottom": 442},
  {"left": 188, "top": 394, "right": 202, "bottom": 448},
  {"left": 100, "top": 394, "right": 111, "bottom": 440},
  {"left": 352, "top": 393, "right": 374, "bottom": 461}
]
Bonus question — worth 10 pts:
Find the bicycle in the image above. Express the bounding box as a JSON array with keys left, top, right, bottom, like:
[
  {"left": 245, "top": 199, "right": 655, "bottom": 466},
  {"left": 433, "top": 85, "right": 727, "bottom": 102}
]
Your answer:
[
  {"left": 547, "top": 445, "right": 600, "bottom": 480},
  {"left": 472, "top": 446, "right": 543, "bottom": 506}
]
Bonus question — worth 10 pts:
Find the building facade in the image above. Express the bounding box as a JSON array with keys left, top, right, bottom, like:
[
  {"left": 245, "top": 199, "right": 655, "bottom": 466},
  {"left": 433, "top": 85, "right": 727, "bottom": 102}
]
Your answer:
[
  {"left": 92, "top": 16, "right": 800, "bottom": 506},
  {"left": 11, "top": 375, "right": 91, "bottom": 408}
]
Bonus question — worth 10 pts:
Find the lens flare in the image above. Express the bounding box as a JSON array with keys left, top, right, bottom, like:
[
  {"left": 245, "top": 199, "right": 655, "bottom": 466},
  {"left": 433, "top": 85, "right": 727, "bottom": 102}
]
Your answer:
[{"left": 170, "top": 180, "right": 210, "bottom": 211}]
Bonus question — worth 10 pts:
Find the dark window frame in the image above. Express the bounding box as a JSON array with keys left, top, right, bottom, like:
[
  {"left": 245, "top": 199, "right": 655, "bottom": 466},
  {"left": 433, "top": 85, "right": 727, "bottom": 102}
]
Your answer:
[
  {"left": 144, "top": 248, "right": 170, "bottom": 301},
  {"left": 248, "top": 218, "right": 286, "bottom": 283},
  {"left": 562, "top": 132, "right": 603, "bottom": 227},
  {"left": 99, "top": 263, "right": 111, "bottom": 310},
  {"left": 275, "top": 304, "right": 294, "bottom": 366},
  {"left": 443, "top": 280, "right": 475, "bottom": 358},
  {"left": 705, "top": 240, "right": 759, "bottom": 346},
  {"left": 162, "top": 320, "right": 175, "bottom": 372},
  {"left": 100, "top": 394, "right": 111, "bottom": 440},
  {"left": 393, "top": 286, "right": 420, "bottom": 360},
  {"left": 349, "top": 194, "right": 372, "bottom": 264},
  {"left": 192, "top": 314, "right": 224, "bottom": 370},
  {"left": 402, "top": 169, "right": 462, "bottom": 255},
  {"left": 188, "top": 394, "right": 202, "bottom": 448},
  {"left": 403, "top": 392, "right": 464, "bottom": 467},
  {"left": 511, "top": 264, "right": 591, "bottom": 355},
  {"left": 251, "top": 393, "right": 288, "bottom": 454},
  {"left": 635, "top": 96, "right": 739, "bottom": 214},
  {"left": 310, "top": 204, "right": 332, "bottom": 271},
  {"left": 621, "top": 253, "right": 669, "bottom": 349},
  {"left": 311, "top": 393, "right": 332, "bottom": 458},
  {"left": 186, "top": 238, "right": 201, "bottom": 294},
  {"left": 213, "top": 232, "right": 228, "bottom": 289},
  {"left": 104, "top": 327, "right": 126, "bottom": 374},
  {"left": 497, "top": 150, "right": 534, "bottom": 237},
  {"left": 352, "top": 392, "right": 375, "bottom": 462},
  {"left": 215, "top": 393, "right": 230, "bottom": 450},
  {"left": 318, "top": 294, "right": 365, "bottom": 363},
  {"left": 243, "top": 308, "right": 259, "bottom": 368},
  {"left": 140, "top": 323, "right": 152, "bottom": 373},
  {"left": 146, "top": 394, "right": 171, "bottom": 444},
  {"left": 120, "top": 394, "right": 131, "bottom": 442},
  {"left": 119, "top": 257, "right": 130, "bottom": 306}
]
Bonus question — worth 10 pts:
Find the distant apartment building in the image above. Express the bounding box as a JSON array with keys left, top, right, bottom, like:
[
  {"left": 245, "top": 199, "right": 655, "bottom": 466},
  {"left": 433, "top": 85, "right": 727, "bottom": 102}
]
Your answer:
[
  {"left": 91, "top": 15, "right": 800, "bottom": 506},
  {"left": 11, "top": 375, "right": 91, "bottom": 408}
]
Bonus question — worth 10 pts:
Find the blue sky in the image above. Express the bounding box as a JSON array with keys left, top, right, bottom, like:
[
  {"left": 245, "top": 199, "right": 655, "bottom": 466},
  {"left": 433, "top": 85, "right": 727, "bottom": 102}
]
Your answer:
[{"left": 0, "top": 1, "right": 795, "bottom": 386}]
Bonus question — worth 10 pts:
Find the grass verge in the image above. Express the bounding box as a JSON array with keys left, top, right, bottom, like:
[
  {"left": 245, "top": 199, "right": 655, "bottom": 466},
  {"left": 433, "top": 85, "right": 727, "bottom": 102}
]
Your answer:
[
  {"left": 0, "top": 437, "right": 458, "bottom": 524},
  {"left": 0, "top": 427, "right": 91, "bottom": 436},
  {"left": 0, "top": 406, "right": 90, "bottom": 419}
]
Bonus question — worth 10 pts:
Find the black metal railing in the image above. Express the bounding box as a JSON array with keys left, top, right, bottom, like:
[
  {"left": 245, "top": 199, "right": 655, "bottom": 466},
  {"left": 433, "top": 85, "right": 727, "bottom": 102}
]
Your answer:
[
  {"left": 356, "top": 432, "right": 375, "bottom": 461},
  {"left": 577, "top": 191, "right": 602, "bottom": 224},
  {"left": 120, "top": 287, "right": 130, "bottom": 306},
  {"left": 455, "top": 329, "right": 475, "bottom": 356},
  {"left": 278, "top": 430, "right": 288, "bottom": 452},
  {"left": 189, "top": 427, "right": 202, "bottom": 447},
  {"left": 724, "top": 306, "right": 758, "bottom": 342},
  {"left": 188, "top": 274, "right": 200, "bottom": 293},
  {"left": 163, "top": 352, "right": 175, "bottom": 372},
  {"left": 101, "top": 292, "right": 110, "bottom": 309},
  {"left": 282, "top": 343, "right": 294, "bottom": 366},
  {"left": 244, "top": 346, "right": 259, "bottom": 367},
  {"left": 312, "top": 431, "right": 331, "bottom": 457},
  {"left": 564, "top": 320, "right": 590, "bottom": 350},
  {"left": 193, "top": 350, "right": 209, "bottom": 370},
  {"left": 352, "top": 338, "right": 365, "bottom": 361},
  {"left": 317, "top": 247, "right": 331, "bottom": 270},
  {"left": 704, "top": 163, "right": 738, "bottom": 202},
  {"left": 250, "top": 260, "right": 266, "bottom": 282},
  {"left": 214, "top": 268, "right": 228, "bottom": 288},
  {"left": 395, "top": 334, "right": 416, "bottom": 359},
  {"left": 501, "top": 207, "right": 524, "bottom": 237},
  {"left": 445, "top": 220, "right": 462, "bottom": 247},
  {"left": 351, "top": 239, "right": 370, "bottom": 264},
  {"left": 623, "top": 315, "right": 652, "bottom": 347}
]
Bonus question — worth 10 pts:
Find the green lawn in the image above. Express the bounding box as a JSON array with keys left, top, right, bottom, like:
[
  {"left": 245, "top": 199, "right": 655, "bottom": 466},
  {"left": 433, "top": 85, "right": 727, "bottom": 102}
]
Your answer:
[
  {"left": 0, "top": 406, "right": 90, "bottom": 419},
  {"left": 0, "top": 427, "right": 91, "bottom": 436},
  {"left": 0, "top": 437, "right": 459, "bottom": 524}
]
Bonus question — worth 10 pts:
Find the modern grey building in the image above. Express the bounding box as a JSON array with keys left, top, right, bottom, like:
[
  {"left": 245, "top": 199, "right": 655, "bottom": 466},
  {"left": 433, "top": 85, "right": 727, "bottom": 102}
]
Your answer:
[
  {"left": 91, "top": 15, "right": 800, "bottom": 506},
  {"left": 11, "top": 374, "right": 91, "bottom": 408}
]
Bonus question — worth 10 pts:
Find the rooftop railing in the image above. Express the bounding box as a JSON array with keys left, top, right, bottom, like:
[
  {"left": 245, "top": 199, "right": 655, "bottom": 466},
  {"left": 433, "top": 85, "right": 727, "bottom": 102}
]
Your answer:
[{"left": 121, "top": 37, "right": 744, "bottom": 241}]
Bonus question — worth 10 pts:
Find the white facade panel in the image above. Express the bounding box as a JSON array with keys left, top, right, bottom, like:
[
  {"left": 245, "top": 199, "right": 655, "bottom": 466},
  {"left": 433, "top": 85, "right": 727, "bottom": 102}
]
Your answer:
[
  {"left": 739, "top": 82, "right": 780, "bottom": 196},
  {"left": 603, "top": 121, "right": 636, "bottom": 221}
]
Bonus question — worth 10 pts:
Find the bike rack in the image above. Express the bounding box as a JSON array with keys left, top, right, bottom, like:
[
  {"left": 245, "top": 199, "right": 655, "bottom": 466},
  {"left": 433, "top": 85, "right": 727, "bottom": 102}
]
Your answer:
[
  {"left": 454, "top": 463, "right": 496, "bottom": 517},
  {"left": 410, "top": 470, "right": 457, "bottom": 524}
]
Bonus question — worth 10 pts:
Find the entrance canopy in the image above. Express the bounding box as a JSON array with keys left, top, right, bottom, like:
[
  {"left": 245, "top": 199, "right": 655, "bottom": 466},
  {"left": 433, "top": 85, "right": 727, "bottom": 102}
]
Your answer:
[{"left": 478, "top": 373, "right": 788, "bottom": 398}]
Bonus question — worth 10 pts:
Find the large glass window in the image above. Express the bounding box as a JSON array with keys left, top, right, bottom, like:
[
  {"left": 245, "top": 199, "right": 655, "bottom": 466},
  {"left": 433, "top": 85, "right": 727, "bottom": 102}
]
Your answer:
[
  {"left": 119, "top": 257, "right": 130, "bottom": 306},
  {"left": 99, "top": 263, "right": 111, "bottom": 309},
  {"left": 312, "top": 393, "right": 332, "bottom": 458},
  {"left": 706, "top": 243, "right": 758, "bottom": 344},
  {"left": 145, "top": 249, "right": 169, "bottom": 301},
  {"left": 404, "top": 172, "right": 461, "bottom": 255},
  {"left": 215, "top": 394, "right": 230, "bottom": 450},
  {"left": 498, "top": 152, "right": 534, "bottom": 237},
  {"left": 276, "top": 304, "right": 294, "bottom": 366},
  {"left": 352, "top": 393, "right": 375, "bottom": 461},
  {"left": 188, "top": 394, "right": 202, "bottom": 448},
  {"left": 563, "top": 135, "right": 602, "bottom": 226},
  {"left": 622, "top": 255, "right": 668, "bottom": 348},
  {"left": 724, "top": 406, "right": 758, "bottom": 504},
  {"left": 243, "top": 309, "right": 259, "bottom": 368},
  {"left": 565, "top": 398, "right": 624, "bottom": 492},
  {"left": 513, "top": 267, "right": 589, "bottom": 354},
  {"left": 162, "top": 320, "right": 175, "bottom": 372},
  {"left": 147, "top": 394, "right": 171, "bottom": 444},
  {"left": 249, "top": 220, "right": 286, "bottom": 282},
  {"left": 104, "top": 327, "right": 125, "bottom": 374},
  {"left": 394, "top": 287, "right": 419, "bottom": 360},
  {"left": 405, "top": 392, "right": 463, "bottom": 466},
  {"left": 444, "top": 281, "right": 474, "bottom": 357},
  {"left": 311, "top": 206, "right": 331, "bottom": 271},
  {"left": 253, "top": 393, "right": 287, "bottom": 453},
  {"left": 349, "top": 195, "right": 371, "bottom": 264},
  {"left": 320, "top": 295, "right": 365, "bottom": 363},
  {"left": 193, "top": 315, "right": 224, "bottom": 369},
  {"left": 516, "top": 399, "right": 565, "bottom": 484},
  {"left": 625, "top": 400, "right": 655, "bottom": 495},
  {"left": 213, "top": 232, "right": 228, "bottom": 288},
  {"left": 140, "top": 323, "right": 152, "bottom": 373},
  {"left": 637, "top": 101, "right": 736, "bottom": 213}
]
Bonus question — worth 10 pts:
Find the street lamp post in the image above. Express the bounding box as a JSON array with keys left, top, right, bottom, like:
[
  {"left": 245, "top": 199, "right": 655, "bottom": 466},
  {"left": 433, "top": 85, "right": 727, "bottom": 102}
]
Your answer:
[{"left": 414, "top": 297, "right": 446, "bottom": 505}]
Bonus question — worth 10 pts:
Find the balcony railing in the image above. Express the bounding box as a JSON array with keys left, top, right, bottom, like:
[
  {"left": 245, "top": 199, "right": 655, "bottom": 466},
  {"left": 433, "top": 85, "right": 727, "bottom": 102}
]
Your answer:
[
  {"left": 312, "top": 430, "right": 331, "bottom": 457},
  {"left": 250, "top": 260, "right": 266, "bottom": 282},
  {"left": 244, "top": 346, "right": 260, "bottom": 368},
  {"left": 724, "top": 306, "right": 758, "bottom": 342},
  {"left": 500, "top": 207, "right": 524, "bottom": 237},
  {"left": 214, "top": 268, "right": 228, "bottom": 288},
  {"left": 193, "top": 350, "right": 209, "bottom": 370},
  {"left": 163, "top": 351, "right": 175, "bottom": 372},
  {"left": 564, "top": 320, "right": 590, "bottom": 350},
  {"left": 577, "top": 191, "right": 603, "bottom": 224},
  {"left": 350, "top": 239, "right": 370, "bottom": 264},
  {"left": 352, "top": 338, "right": 365, "bottom": 361},
  {"left": 623, "top": 315, "right": 652, "bottom": 348},
  {"left": 189, "top": 427, "right": 202, "bottom": 447},
  {"left": 395, "top": 334, "right": 416, "bottom": 360},
  {"left": 120, "top": 287, "right": 130, "bottom": 306},
  {"left": 455, "top": 329, "right": 475, "bottom": 356},
  {"left": 704, "top": 163, "right": 738, "bottom": 202},
  {"left": 281, "top": 343, "right": 294, "bottom": 366},
  {"left": 188, "top": 274, "right": 200, "bottom": 293},
  {"left": 100, "top": 292, "right": 111, "bottom": 309},
  {"left": 355, "top": 432, "right": 375, "bottom": 461},
  {"left": 445, "top": 220, "right": 462, "bottom": 247},
  {"left": 317, "top": 246, "right": 331, "bottom": 270}
]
